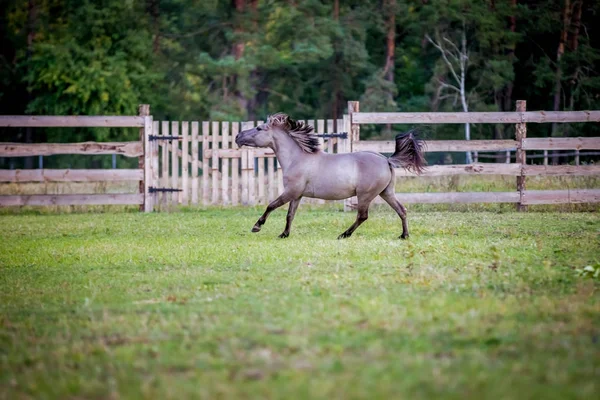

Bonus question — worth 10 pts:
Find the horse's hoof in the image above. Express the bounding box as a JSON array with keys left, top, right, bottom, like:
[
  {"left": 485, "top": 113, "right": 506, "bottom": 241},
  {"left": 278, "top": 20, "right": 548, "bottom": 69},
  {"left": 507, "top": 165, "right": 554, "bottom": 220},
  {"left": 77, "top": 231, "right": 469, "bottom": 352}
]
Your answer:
[
  {"left": 252, "top": 225, "right": 261, "bottom": 233},
  {"left": 399, "top": 233, "right": 409, "bottom": 240},
  {"left": 337, "top": 233, "right": 351, "bottom": 240},
  {"left": 278, "top": 232, "right": 289, "bottom": 239}
]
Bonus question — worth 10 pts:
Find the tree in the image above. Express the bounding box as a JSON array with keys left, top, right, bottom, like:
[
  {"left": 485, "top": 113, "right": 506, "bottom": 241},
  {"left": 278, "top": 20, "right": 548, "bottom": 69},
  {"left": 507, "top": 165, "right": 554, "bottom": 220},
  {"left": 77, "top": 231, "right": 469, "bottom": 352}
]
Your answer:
[{"left": 426, "top": 25, "right": 472, "bottom": 162}]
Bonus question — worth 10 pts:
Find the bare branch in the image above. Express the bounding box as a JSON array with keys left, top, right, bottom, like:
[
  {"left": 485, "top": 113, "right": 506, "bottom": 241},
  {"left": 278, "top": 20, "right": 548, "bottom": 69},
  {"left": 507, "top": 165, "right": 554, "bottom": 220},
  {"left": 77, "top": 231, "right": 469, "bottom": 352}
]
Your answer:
[
  {"left": 436, "top": 79, "right": 460, "bottom": 93},
  {"left": 426, "top": 34, "right": 461, "bottom": 86},
  {"left": 442, "top": 36, "right": 461, "bottom": 60},
  {"left": 439, "top": 94, "right": 458, "bottom": 101}
]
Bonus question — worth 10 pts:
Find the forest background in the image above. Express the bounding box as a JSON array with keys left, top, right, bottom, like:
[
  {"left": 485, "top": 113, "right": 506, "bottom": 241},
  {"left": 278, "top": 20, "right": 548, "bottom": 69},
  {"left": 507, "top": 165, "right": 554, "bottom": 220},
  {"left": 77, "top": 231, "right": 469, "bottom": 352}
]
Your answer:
[{"left": 1, "top": 0, "right": 599, "bottom": 149}]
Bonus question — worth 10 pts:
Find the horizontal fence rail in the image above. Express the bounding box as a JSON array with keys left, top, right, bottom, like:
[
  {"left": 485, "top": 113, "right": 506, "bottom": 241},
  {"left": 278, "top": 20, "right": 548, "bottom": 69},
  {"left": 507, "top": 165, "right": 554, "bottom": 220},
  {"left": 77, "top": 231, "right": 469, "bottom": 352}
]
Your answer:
[
  {"left": 0, "top": 169, "right": 143, "bottom": 182},
  {"left": 352, "top": 111, "right": 600, "bottom": 124},
  {"left": 368, "top": 190, "right": 600, "bottom": 205},
  {"left": 0, "top": 194, "right": 144, "bottom": 206},
  {"left": 0, "top": 142, "right": 143, "bottom": 157},
  {"left": 0, "top": 116, "right": 145, "bottom": 128},
  {"left": 354, "top": 139, "right": 519, "bottom": 153}
]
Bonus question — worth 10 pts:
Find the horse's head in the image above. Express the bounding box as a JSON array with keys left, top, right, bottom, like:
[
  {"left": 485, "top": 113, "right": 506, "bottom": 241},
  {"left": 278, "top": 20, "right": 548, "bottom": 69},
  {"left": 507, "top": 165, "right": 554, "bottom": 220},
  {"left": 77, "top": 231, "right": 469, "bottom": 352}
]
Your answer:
[
  {"left": 236, "top": 113, "right": 319, "bottom": 153},
  {"left": 235, "top": 121, "right": 273, "bottom": 149}
]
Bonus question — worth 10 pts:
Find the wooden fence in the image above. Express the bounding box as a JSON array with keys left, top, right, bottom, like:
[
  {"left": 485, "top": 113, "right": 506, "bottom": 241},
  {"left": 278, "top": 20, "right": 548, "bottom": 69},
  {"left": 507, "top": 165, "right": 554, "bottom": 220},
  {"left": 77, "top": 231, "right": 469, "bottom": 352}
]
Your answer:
[
  {"left": 1, "top": 100, "right": 599, "bottom": 211},
  {"left": 346, "top": 100, "right": 600, "bottom": 210},
  {"left": 0, "top": 105, "right": 153, "bottom": 210}
]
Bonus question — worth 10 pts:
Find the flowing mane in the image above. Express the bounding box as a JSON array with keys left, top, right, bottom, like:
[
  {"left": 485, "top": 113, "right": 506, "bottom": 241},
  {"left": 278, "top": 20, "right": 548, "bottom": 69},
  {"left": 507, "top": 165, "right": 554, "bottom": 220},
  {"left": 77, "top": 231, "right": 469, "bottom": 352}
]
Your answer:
[{"left": 267, "top": 113, "right": 320, "bottom": 153}]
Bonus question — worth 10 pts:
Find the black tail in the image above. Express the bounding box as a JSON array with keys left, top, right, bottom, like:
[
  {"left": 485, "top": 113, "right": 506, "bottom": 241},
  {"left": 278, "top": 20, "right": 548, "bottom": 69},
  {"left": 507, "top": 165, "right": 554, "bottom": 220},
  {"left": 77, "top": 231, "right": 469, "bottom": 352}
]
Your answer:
[{"left": 388, "top": 129, "right": 427, "bottom": 174}]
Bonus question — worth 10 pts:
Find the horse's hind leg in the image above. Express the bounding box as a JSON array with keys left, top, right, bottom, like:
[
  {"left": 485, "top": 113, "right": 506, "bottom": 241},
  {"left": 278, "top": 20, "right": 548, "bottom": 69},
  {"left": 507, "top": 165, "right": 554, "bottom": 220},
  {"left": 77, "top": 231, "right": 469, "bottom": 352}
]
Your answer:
[
  {"left": 380, "top": 188, "right": 409, "bottom": 239},
  {"left": 338, "top": 194, "right": 375, "bottom": 239}
]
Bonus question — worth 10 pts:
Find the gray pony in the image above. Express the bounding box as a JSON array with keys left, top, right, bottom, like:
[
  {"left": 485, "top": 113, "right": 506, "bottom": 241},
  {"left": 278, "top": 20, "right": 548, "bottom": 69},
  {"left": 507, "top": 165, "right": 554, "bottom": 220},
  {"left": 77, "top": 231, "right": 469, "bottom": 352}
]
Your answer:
[{"left": 235, "top": 113, "right": 426, "bottom": 239}]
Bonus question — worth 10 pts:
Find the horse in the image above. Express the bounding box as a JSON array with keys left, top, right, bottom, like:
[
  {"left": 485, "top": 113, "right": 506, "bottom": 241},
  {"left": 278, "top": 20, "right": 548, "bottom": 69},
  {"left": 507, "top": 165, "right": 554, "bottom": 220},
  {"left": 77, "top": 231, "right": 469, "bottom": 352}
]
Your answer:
[{"left": 235, "top": 113, "right": 426, "bottom": 239}]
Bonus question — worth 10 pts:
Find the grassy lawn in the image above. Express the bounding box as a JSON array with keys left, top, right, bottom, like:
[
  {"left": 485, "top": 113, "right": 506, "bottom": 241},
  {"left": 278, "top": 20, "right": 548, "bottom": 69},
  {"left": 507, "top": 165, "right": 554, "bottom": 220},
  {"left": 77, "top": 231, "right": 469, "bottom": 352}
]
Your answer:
[{"left": 0, "top": 207, "right": 599, "bottom": 399}]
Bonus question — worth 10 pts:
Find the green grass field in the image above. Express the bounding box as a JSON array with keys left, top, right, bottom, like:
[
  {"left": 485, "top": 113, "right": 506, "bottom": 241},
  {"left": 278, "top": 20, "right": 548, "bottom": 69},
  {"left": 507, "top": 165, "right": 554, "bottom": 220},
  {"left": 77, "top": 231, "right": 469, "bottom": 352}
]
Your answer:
[{"left": 1, "top": 207, "right": 599, "bottom": 399}]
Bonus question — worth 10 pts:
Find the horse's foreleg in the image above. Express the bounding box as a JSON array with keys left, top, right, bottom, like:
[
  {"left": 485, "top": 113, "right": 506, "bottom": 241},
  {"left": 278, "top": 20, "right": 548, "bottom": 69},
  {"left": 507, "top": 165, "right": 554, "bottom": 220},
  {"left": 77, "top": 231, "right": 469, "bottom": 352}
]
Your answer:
[
  {"left": 252, "top": 191, "right": 297, "bottom": 233},
  {"left": 380, "top": 190, "right": 409, "bottom": 239},
  {"left": 279, "top": 197, "right": 302, "bottom": 238}
]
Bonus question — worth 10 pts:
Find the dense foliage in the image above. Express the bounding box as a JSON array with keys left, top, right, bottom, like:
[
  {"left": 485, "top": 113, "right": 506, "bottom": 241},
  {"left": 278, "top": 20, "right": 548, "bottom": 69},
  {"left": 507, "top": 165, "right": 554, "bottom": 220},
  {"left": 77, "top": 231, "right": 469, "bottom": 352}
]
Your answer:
[{"left": 1, "top": 0, "right": 599, "bottom": 141}]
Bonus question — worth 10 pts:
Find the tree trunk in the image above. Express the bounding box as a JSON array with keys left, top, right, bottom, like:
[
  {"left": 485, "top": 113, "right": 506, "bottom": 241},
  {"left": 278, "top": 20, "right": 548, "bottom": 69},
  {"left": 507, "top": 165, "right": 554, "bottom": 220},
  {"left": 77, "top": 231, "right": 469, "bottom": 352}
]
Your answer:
[
  {"left": 25, "top": 0, "right": 37, "bottom": 169},
  {"left": 551, "top": 0, "right": 572, "bottom": 164},
  {"left": 232, "top": 0, "right": 248, "bottom": 116},
  {"left": 569, "top": 0, "right": 582, "bottom": 52},
  {"left": 246, "top": 0, "right": 259, "bottom": 119},
  {"left": 551, "top": 0, "right": 571, "bottom": 135},
  {"left": 233, "top": 0, "right": 246, "bottom": 60},
  {"left": 496, "top": 0, "right": 518, "bottom": 140},
  {"left": 147, "top": 0, "right": 160, "bottom": 54},
  {"left": 383, "top": 0, "right": 396, "bottom": 83},
  {"left": 383, "top": 0, "right": 396, "bottom": 134},
  {"left": 459, "top": 29, "right": 471, "bottom": 164},
  {"left": 332, "top": 0, "right": 340, "bottom": 130}
]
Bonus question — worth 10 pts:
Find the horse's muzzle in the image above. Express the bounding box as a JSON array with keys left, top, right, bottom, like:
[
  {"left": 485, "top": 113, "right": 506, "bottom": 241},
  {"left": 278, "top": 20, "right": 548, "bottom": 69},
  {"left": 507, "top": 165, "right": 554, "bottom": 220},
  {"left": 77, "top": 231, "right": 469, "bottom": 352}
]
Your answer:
[{"left": 235, "top": 135, "right": 244, "bottom": 147}]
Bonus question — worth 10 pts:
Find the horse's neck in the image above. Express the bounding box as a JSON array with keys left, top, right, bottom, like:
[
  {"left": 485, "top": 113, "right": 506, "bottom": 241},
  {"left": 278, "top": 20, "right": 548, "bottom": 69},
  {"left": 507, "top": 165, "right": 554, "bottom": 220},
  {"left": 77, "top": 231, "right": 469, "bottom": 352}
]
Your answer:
[{"left": 271, "top": 134, "right": 308, "bottom": 172}]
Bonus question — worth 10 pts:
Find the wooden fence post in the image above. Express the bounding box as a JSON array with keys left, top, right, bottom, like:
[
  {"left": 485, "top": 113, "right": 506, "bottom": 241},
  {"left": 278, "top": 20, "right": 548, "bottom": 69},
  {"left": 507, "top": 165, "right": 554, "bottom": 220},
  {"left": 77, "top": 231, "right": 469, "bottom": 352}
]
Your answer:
[
  {"left": 139, "top": 104, "right": 153, "bottom": 212},
  {"left": 343, "top": 113, "right": 352, "bottom": 212},
  {"left": 348, "top": 101, "right": 360, "bottom": 153},
  {"left": 516, "top": 100, "right": 527, "bottom": 211},
  {"left": 346, "top": 101, "right": 360, "bottom": 211}
]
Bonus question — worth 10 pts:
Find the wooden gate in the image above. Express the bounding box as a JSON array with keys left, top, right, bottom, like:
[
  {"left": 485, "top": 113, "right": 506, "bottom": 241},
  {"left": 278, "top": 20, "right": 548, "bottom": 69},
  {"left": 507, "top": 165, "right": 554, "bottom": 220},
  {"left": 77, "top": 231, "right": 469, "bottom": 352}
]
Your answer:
[{"left": 147, "top": 118, "right": 348, "bottom": 210}]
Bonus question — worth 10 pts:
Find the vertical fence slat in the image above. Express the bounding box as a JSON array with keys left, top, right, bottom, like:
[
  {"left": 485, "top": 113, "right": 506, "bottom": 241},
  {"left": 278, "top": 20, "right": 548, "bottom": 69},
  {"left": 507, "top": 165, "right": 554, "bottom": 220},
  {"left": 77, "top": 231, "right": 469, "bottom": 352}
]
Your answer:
[
  {"left": 231, "top": 122, "right": 240, "bottom": 205},
  {"left": 241, "top": 121, "right": 252, "bottom": 204},
  {"left": 181, "top": 121, "right": 189, "bottom": 205},
  {"left": 171, "top": 121, "right": 179, "bottom": 207},
  {"left": 241, "top": 149, "right": 249, "bottom": 205},
  {"left": 248, "top": 122, "right": 256, "bottom": 205},
  {"left": 138, "top": 105, "right": 150, "bottom": 212},
  {"left": 337, "top": 118, "right": 343, "bottom": 153},
  {"left": 317, "top": 119, "right": 325, "bottom": 149},
  {"left": 257, "top": 120, "right": 265, "bottom": 204},
  {"left": 258, "top": 156, "right": 266, "bottom": 204},
  {"left": 152, "top": 120, "right": 160, "bottom": 209},
  {"left": 191, "top": 121, "right": 199, "bottom": 205},
  {"left": 161, "top": 121, "right": 169, "bottom": 209},
  {"left": 211, "top": 121, "right": 219, "bottom": 204},
  {"left": 202, "top": 121, "right": 210, "bottom": 206},
  {"left": 267, "top": 155, "right": 275, "bottom": 202},
  {"left": 348, "top": 101, "right": 360, "bottom": 152},
  {"left": 327, "top": 119, "right": 335, "bottom": 154},
  {"left": 308, "top": 119, "right": 315, "bottom": 133},
  {"left": 221, "top": 122, "right": 230, "bottom": 205},
  {"left": 276, "top": 158, "right": 284, "bottom": 197}
]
